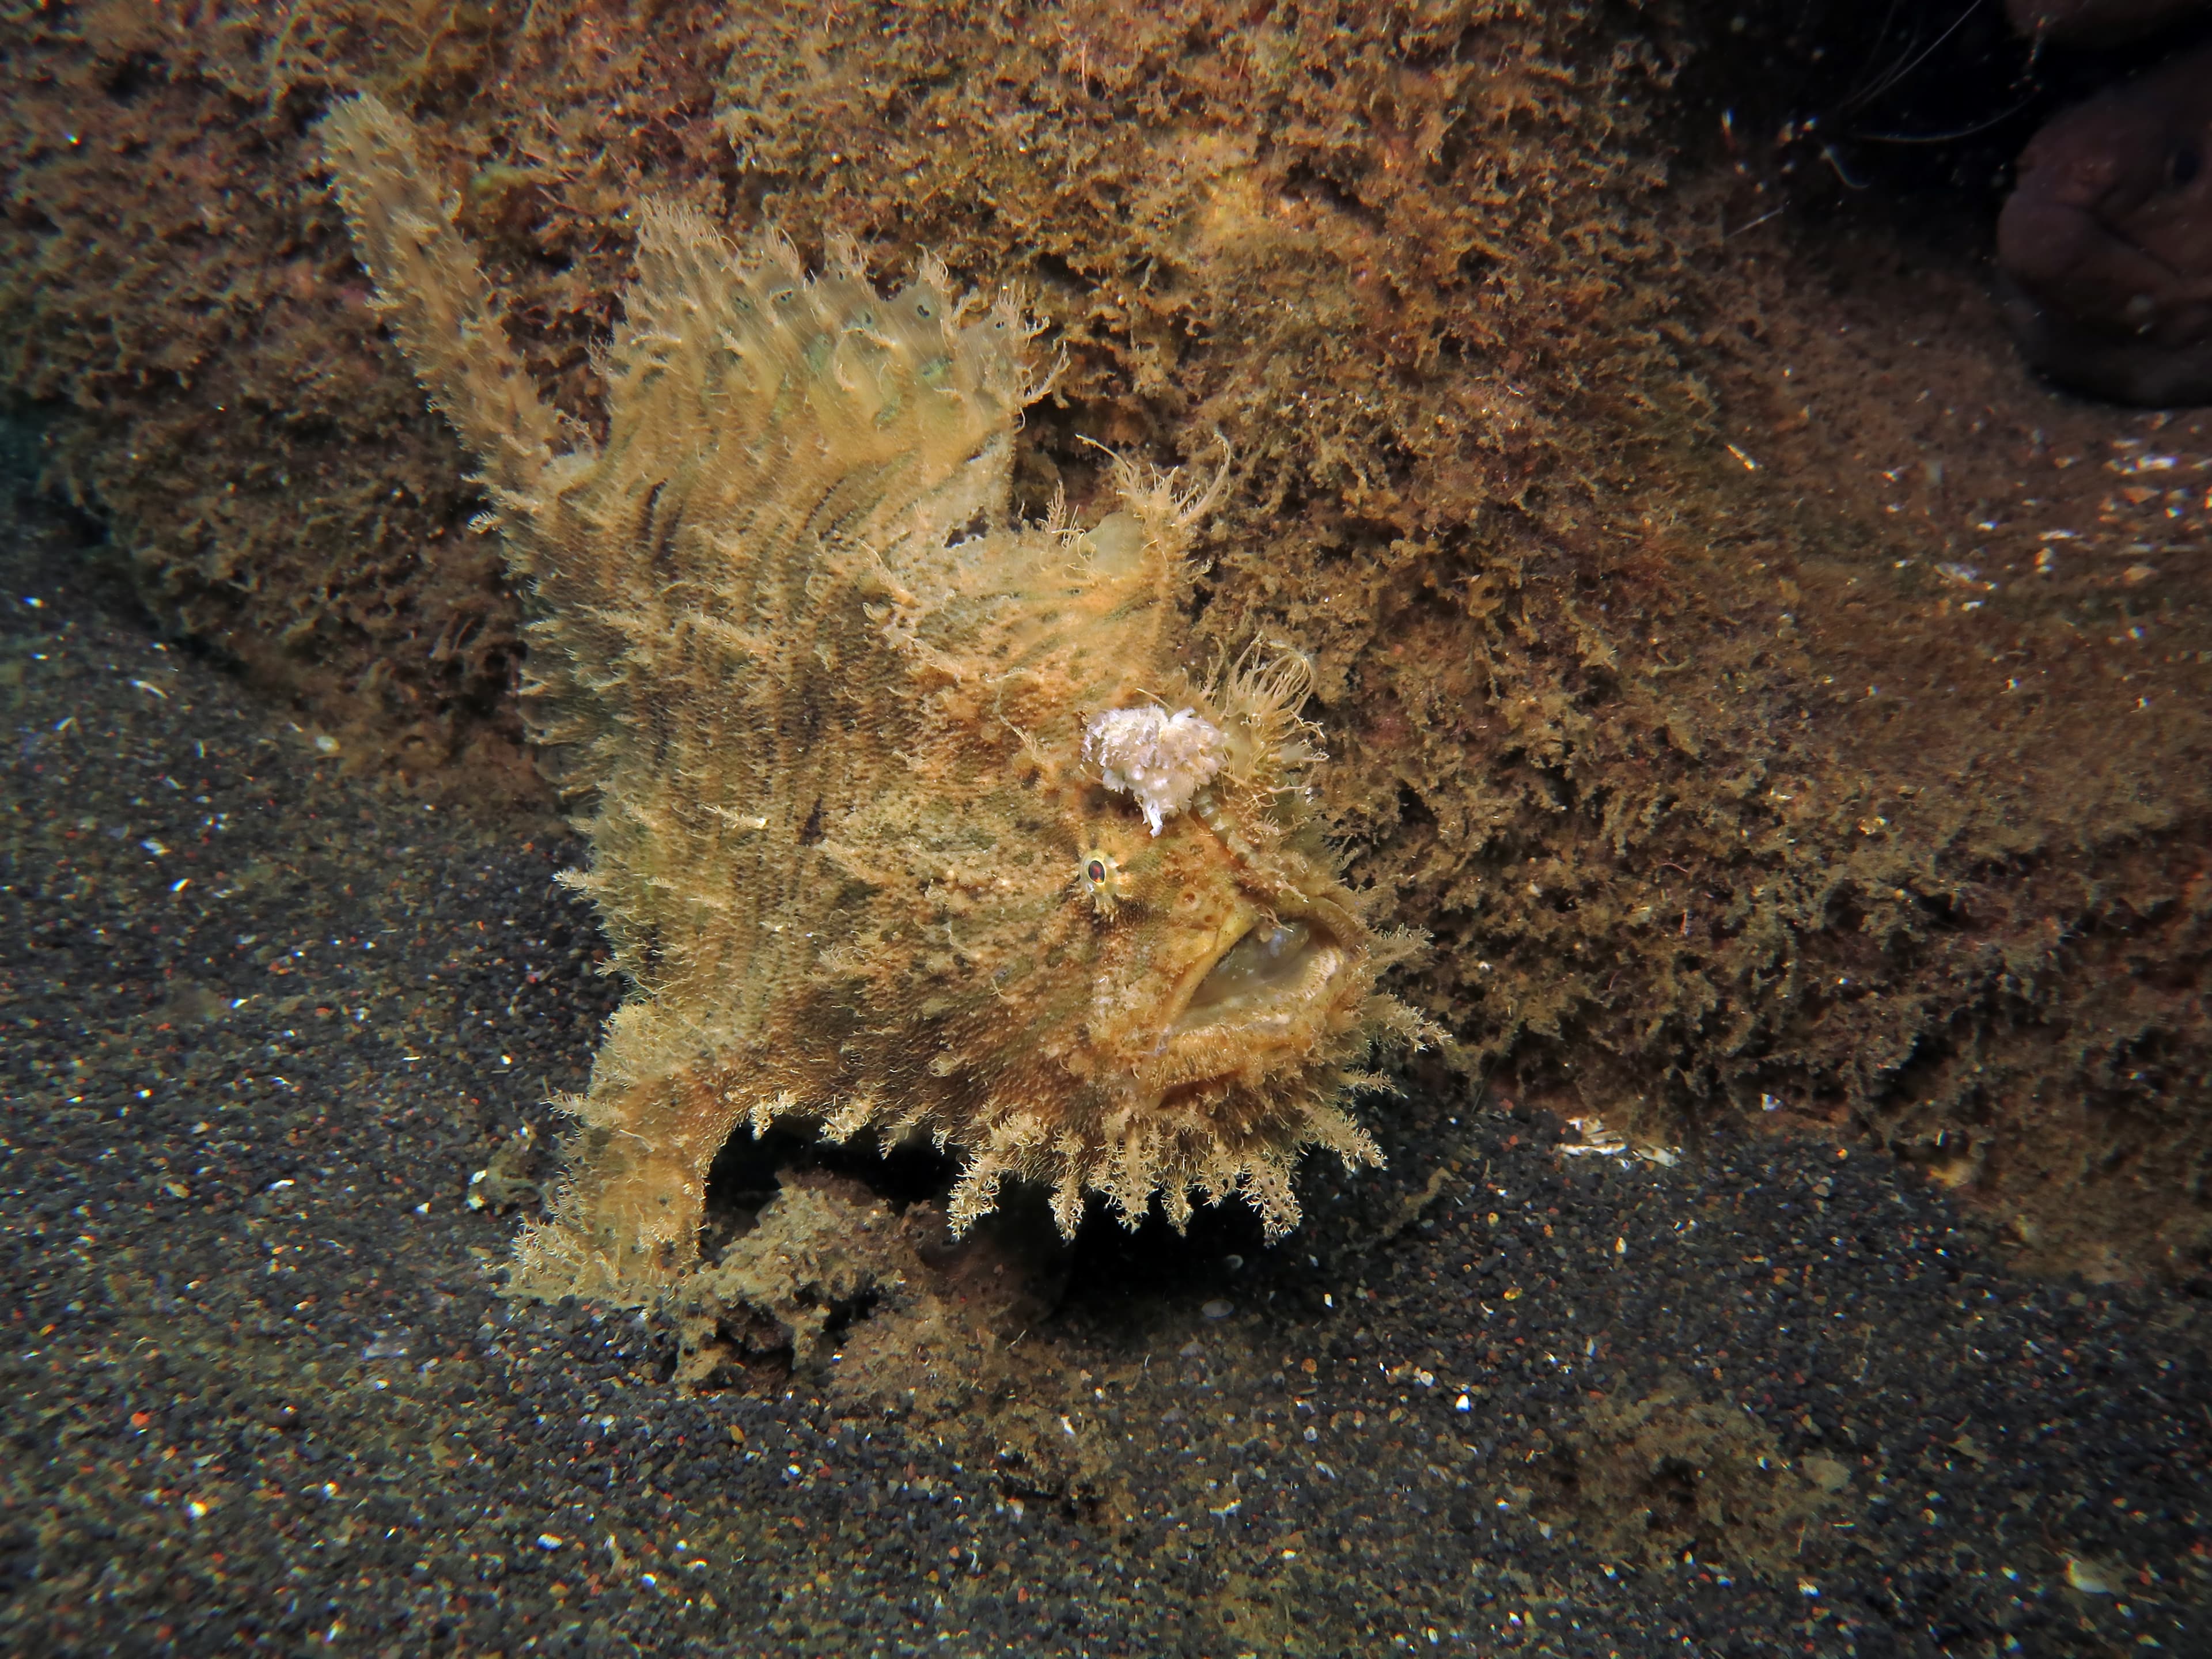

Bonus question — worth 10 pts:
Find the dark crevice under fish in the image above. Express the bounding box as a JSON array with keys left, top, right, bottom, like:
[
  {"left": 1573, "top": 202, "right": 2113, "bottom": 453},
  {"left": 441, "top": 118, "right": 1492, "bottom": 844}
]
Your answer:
[{"left": 1998, "top": 43, "right": 2212, "bottom": 404}]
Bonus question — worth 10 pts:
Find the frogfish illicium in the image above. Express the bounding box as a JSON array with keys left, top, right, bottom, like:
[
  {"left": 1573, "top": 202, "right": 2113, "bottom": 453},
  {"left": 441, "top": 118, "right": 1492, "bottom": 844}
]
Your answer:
[{"left": 320, "top": 94, "right": 1433, "bottom": 1301}]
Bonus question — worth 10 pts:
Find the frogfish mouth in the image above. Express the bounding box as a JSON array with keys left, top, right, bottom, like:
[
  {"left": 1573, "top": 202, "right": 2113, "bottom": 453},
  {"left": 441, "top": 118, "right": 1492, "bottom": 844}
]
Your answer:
[{"left": 319, "top": 94, "right": 1434, "bottom": 1301}]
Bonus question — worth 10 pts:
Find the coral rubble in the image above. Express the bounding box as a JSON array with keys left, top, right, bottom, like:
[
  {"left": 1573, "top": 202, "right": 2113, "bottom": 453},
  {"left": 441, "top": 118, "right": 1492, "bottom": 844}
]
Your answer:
[{"left": 321, "top": 93, "right": 1429, "bottom": 1299}]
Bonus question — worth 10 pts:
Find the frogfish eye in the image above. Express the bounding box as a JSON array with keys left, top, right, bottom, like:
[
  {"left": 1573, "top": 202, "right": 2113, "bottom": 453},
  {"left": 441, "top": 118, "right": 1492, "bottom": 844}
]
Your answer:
[
  {"left": 1076, "top": 849, "right": 1124, "bottom": 918},
  {"left": 2171, "top": 145, "right": 2202, "bottom": 188}
]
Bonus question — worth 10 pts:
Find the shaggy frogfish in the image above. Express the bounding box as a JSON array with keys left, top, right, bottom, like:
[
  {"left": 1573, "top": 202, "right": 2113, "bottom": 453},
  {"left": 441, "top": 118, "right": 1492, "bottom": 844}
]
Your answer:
[{"left": 320, "top": 94, "right": 1431, "bottom": 1301}]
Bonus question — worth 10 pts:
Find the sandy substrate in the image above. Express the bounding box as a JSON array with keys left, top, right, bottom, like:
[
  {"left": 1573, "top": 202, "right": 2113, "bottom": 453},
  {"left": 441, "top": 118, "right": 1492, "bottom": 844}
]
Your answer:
[{"left": 3, "top": 501, "right": 2206, "bottom": 1656}]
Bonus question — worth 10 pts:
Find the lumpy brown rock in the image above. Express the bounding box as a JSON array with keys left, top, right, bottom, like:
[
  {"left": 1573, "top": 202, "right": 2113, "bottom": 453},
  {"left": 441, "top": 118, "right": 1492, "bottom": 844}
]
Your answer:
[{"left": 1998, "top": 45, "right": 2212, "bottom": 406}]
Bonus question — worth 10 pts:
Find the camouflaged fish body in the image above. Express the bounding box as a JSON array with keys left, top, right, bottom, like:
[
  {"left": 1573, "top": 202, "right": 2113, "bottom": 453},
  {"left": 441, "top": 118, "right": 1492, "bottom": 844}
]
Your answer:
[{"left": 321, "top": 94, "right": 1430, "bottom": 1301}]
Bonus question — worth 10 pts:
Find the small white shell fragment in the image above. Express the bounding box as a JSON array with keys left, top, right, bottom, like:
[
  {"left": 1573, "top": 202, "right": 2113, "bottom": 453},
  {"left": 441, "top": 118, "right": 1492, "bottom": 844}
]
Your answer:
[
  {"left": 2066, "top": 1557, "right": 2115, "bottom": 1595},
  {"left": 1084, "top": 705, "right": 1228, "bottom": 834}
]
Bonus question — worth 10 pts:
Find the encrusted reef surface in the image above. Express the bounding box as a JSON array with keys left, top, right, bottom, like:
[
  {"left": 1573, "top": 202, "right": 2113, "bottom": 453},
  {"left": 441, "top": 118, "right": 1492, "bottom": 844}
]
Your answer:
[
  {"left": 5, "top": 504, "right": 2209, "bottom": 1651},
  {"left": 2, "top": 1, "right": 2209, "bottom": 1277}
]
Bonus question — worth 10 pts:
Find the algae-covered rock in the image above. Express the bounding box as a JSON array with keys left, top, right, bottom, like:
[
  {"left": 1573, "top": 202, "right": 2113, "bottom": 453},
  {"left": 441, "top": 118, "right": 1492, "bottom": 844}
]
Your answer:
[{"left": 3, "top": 1, "right": 2207, "bottom": 1274}]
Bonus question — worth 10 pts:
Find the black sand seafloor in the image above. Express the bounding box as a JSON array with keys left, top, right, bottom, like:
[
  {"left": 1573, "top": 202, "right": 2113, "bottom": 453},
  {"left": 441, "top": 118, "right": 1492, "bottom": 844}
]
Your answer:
[{"left": 3, "top": 494, "right": 2208, "bottom": 1656}]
